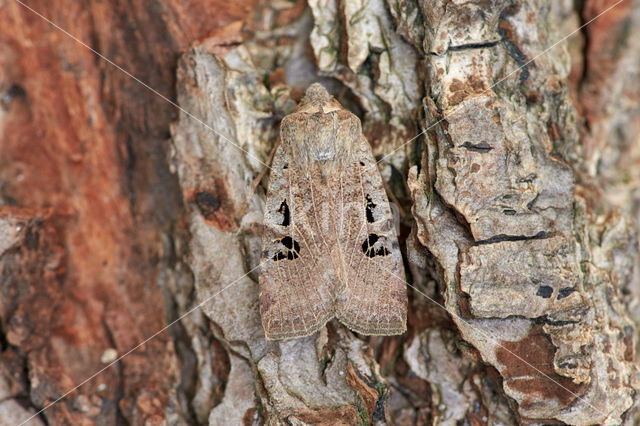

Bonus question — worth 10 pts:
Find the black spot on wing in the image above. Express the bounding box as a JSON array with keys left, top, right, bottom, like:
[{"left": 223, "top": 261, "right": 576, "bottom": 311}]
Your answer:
[
  {"left": 280, "top": 236, "right": 300, "bottom": 252},
  {"left": 365, "top": 194, "right": 377, "bottom": 223},
  {"left": 278, "top": 200, "right": 290, "bottom": 227},
  {"left": 272, "top": 236, "right": 301, "bottom": 261},
  {"left": 281, "top": 236, "right": 294, "bottom": 249},
  {"left": 365, "top": 233, "right": 379, "bottom": 246},
  {"left": 361, "top": 233, "right": 390, "bottom": 258},
  {"left": 273, "top": 252, "right": 288, "bottom": 261},
  {"left": 375, "top": 246, "right": 390, "bottom": 257}
]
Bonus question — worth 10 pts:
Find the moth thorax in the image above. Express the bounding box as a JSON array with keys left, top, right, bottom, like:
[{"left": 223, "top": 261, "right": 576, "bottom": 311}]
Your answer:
[
  {"left": 310, "top": 137, "right": 350, "bottom": 161},
  {"left": 284, "top": 132, "right": 353, "bottom": 168}
]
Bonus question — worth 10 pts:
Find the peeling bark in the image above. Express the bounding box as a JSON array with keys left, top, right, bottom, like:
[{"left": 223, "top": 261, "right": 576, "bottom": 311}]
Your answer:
[
  {"left": 405, "top": 0, "right": 639, "bottom": 424},
  {"left": 1, "top": 0, "right": 639, "bottom": 425}
]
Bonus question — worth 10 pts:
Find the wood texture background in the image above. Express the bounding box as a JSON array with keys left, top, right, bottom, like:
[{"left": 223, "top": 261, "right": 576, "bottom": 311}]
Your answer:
[{"left": 1, "top": 0, "right": 639, "bottom": 424}]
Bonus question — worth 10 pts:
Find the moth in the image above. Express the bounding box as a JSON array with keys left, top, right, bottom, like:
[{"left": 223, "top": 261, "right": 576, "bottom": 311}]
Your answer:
[{"left": 259, "top": 84, "right": 407, "bottom": 340}]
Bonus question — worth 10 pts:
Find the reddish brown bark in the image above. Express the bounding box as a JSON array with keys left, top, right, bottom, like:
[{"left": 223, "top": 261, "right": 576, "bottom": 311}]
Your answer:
[{"left": 0, "top": 0, "right": 254, "bottom": 423}]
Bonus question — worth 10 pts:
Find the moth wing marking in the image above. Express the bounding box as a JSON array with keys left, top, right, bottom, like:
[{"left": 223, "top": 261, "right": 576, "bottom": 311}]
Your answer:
[
  {"left": 259, "top": 141, "right": 334, "bottom": 340},
  {"left": 334, "top": 137, "right": 408, "bottom": 335}
]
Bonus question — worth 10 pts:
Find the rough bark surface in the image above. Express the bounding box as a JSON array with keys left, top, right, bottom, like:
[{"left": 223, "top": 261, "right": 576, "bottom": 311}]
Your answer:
[
  {"left": 406, "top": 0, "right": 638, "bottom": 423},
  {"left": 1, "top": 0, "right": 639, "bottom": 425}
]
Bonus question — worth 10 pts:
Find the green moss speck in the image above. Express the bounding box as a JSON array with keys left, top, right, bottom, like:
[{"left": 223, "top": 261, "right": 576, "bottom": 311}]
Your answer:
[
  {"left": 580, "top": 261, "right": 588, "bottom": 274},
  {"left": 424, "top": 189, "right": 432, "bottom": 202},
  {"left": 621, "top": 171, "right": 631, "bottom": 185},
  {"left": 358, "top": 404, "right": 368, "bottom": 425}
]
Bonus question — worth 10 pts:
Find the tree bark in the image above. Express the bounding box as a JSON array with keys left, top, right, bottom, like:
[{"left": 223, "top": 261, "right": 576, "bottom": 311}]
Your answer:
[{"left": 1, "top": 0, "right": 639, "bottom": 425}]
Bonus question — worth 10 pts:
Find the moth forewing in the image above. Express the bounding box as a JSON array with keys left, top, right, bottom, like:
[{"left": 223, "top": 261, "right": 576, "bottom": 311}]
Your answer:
[
  {"left": 259, "top": 138, "right": 335, "bottom": 340},
  {"left": 259, "top": 83, "right": 407, "bottom": 340},
  {"left": 333, "top": 134, "right": 407, "bottom": 335}
]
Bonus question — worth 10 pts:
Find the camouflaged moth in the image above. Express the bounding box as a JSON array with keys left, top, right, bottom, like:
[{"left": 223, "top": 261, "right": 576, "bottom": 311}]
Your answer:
[{"left": 259, "top": 84, "right": 407, "bottom": 340}]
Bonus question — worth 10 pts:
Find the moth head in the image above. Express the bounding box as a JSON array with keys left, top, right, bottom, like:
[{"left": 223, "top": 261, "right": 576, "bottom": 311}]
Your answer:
[
  {"left": 301, "top": 83, "right": 331, "bottom": 105},
  {"left": 297, "top": 83, "right": 343, "bottom": 114}
]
